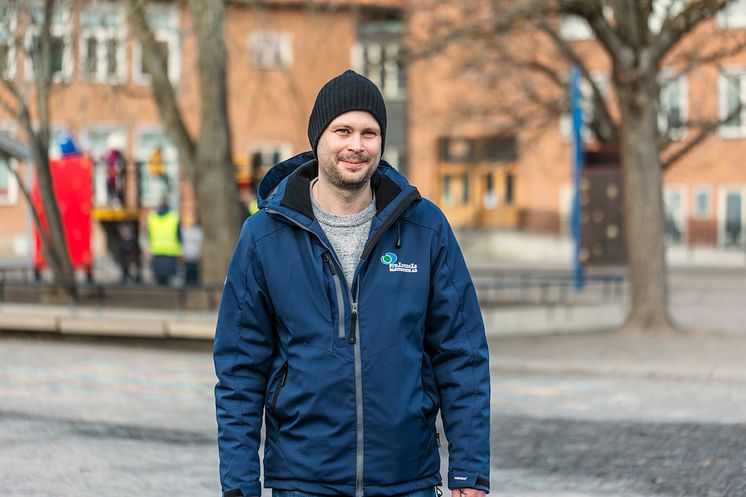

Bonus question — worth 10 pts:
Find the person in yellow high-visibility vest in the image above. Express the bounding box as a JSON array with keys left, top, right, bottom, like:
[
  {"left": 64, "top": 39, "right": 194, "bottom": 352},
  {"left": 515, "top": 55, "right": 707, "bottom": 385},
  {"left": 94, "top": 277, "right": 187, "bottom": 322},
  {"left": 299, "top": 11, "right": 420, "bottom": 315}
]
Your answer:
[{"left": 147, "top": 200, "right": 182, "bottom": 286}]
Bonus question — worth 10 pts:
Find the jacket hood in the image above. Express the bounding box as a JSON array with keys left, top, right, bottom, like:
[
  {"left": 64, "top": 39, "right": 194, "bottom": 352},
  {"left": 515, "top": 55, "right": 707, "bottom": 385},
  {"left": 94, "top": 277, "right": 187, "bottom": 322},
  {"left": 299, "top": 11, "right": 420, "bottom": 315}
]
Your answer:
[{"left": 257, "top": 151, "right": 420, "bottom": 226}]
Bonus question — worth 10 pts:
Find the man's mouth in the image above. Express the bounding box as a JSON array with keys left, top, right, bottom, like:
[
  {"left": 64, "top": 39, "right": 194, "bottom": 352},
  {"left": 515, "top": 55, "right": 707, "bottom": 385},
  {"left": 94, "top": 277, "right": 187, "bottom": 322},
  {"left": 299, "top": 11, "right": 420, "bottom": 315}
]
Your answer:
[{"left": 339, "top": 157, "right": 368, "bottom": 167}]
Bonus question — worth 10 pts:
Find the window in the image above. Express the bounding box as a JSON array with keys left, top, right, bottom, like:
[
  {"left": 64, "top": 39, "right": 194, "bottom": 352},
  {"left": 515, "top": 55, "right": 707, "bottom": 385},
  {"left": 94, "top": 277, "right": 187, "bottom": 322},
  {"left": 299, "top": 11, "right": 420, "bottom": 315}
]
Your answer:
[
  {"left": 720, "top": 189, "right": 745, "bottom": 246},
  {"left": 484, "top": 135, "right": 518, "bottom": 162},
  {"left": 354, "top": 20, "right": 405, "bottom": 99},
  {"left": 82, "top": 127, "right": 127, "bottom": 207},
  {"left": 439, "top": 138, "right": 474, "bottom": 163},
  {"left": 248, "top": 31, "right": 292, "bottom": 69},
  {"left": 0, "top": 156, "right": 18, "bottom": 206},
  {"left": 461, "top": 173, "right": 469, "bottom": 204},
  {"left": 442, "top": 174, "right": 452, "bottom": 206},
  {"left": 692, "top": 185, "right": 711, "bottom": 218},
  {"left": 719, "top": 69, "right": 746, "bottom": 138},
  {"left": 80, "top": 4, "right": 126, "bottom": 83},
  {"left": 658, "top": 71, "right": 687, "bottom": 140},
  {"left": 718, "top": 0, "right": 746, "bottom": 29},
  {"left": 505, "top": 173, "right": 514, "bottom": 205},
  {"left": 0, "top": 7, "right": 17, "bottom": 78},
  {"left": 248, "top": 143, "right": 292, "bottom": 180},
  {"left": 133, "top": 4, "right": 180, "bottom": 85},
  {"left": 649, "top": 0, "right": 685, "bottom": 33},
  {"left": 135, "top": 130, "right": 179, "bottom": 208},
  {"left": 25, "top": 6, "right": 72, "bottom": 83},
  {"left": 439, "top": 135, "right": 517, "bottom": 163},
  {"left": 483, "top": 173, "right": 496, "bottom": 209},
  {"left": 352, "top": 41, "right": 404, "bottom": 99},
  {"left": 664, "top": 188, "right": 686, "bottom": 244},
  {"left": 560, "top": 72, "right": 608, "bottom": 143},
  {"left": 560, "top": 15, "right": 593, "bottom": 41}
]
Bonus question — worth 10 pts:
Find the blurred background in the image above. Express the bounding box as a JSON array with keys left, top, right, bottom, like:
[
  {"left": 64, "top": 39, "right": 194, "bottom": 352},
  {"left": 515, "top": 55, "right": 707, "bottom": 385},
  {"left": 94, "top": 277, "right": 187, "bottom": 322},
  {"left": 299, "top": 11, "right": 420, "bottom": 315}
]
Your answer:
[{"left": 1, "top": 1, "right": 745, "bottom": 496}]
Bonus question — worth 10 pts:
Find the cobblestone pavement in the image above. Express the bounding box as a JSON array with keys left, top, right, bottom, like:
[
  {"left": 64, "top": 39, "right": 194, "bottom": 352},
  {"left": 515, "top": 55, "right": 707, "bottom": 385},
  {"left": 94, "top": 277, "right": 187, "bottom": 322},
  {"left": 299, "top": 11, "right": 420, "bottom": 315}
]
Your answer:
[{"left": 1, "top": 335, "right": 745, "bottom": 497}]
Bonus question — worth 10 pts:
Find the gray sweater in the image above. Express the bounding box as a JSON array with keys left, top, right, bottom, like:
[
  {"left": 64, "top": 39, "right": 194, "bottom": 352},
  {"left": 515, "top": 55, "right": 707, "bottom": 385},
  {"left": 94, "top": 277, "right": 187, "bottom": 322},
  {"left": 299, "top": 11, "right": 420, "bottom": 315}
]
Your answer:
[{"left": 310, "top": 179, "right": 376, "bottom": 288}]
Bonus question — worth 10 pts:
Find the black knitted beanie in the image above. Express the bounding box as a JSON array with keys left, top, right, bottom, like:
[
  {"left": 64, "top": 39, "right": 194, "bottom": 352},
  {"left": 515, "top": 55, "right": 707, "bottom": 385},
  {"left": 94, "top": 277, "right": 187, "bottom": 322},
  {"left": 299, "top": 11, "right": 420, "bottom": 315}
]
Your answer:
[{"left": 307, "top": 70, "right": 387, "bottom": 158}]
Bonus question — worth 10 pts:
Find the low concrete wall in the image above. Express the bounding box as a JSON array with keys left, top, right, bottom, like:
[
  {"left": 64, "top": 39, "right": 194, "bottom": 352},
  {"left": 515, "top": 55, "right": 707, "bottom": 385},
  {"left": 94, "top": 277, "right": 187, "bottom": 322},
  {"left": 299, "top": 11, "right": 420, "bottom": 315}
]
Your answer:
[{"left": 0, "top": 303, "right": 216, "bottom": 340}]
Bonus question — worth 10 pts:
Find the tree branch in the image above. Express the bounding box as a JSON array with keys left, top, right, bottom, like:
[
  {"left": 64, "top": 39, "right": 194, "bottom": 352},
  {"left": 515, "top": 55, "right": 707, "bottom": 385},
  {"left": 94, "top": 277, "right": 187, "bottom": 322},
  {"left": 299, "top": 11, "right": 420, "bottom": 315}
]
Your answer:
[
  {"left": 0, "top": 158, "right": 56, "bottom": 258},
  {"left": 405, "top": 0, "right": 550, "bottom": 61},
  {"left": 559, "top": 0, "right": 632, "bottom": 66},
  {"left": 126, "top": 0, "right": 196, "bottom": 170},
  {"left": 537, "top": 19, "right": 619, "bottom": 143},
  {"left": 661, "top": 96, "right": 743, "bottom": 170},
  {"left": 652, "top": 0, "right": 730, "bottom": 64},
  {"left": 668, "top": 28, "right": 746, "bottom": 74}
]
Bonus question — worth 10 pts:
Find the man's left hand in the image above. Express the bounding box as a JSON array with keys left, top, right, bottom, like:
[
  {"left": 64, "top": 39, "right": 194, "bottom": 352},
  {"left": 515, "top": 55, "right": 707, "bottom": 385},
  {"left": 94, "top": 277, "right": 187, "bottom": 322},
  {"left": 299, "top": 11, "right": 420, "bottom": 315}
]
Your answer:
[{"left": 452, "top": 488, "right": 486, "bottom": 497}]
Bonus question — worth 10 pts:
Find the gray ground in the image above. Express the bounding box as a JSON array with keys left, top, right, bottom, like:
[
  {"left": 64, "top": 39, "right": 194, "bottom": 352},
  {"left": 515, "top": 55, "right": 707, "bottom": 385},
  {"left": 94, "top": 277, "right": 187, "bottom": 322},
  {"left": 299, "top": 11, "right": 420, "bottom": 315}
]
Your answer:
[{"left": 1, "top": 334, "right": 745, "bottom": 497}]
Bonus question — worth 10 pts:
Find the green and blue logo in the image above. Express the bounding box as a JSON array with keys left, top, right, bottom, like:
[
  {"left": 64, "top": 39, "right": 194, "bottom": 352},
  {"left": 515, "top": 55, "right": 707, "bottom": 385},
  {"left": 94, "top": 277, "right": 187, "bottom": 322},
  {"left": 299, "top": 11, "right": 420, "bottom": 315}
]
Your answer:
[
  {"left": 380, "top": 252, "right": 398, "bottom": 265},
  {"left": 381, "top": 251, "right": 418, "bottom": 273}
]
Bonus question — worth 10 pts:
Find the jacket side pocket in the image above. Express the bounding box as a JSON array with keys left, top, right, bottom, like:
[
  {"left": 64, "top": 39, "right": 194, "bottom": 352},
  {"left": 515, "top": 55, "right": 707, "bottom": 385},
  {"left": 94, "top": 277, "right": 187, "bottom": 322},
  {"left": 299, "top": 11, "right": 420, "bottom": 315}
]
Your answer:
[
  {"left": 270, "top": 362, "right": 289, "bottom": 419},
  {"left": 421, "top": 354, "right": 439, "bottom": 418}
]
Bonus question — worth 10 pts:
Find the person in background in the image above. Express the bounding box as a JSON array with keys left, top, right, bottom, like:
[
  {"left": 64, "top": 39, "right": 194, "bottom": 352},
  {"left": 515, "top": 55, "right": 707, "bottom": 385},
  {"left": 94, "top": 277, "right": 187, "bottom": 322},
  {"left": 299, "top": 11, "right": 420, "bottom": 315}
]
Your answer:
[
  {"left": 147, "top": 198, "right": 181, "bottom": 286},
  {"left": 182, "top": 216, "right": 204, "bottom": 286},
  {"left": 247, "top": 183, "right": 260, "bottom": 216}
]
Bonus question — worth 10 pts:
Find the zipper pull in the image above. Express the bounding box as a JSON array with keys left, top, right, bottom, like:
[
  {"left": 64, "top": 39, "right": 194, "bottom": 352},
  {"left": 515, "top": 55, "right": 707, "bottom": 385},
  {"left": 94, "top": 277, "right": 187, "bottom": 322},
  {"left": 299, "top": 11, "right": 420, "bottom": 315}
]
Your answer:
[
  {"left": 322, "top": 251, "right": 336, "bottom": 275},
  {"left": 349, "top": 302, "right": 358, "bottom": 344}
]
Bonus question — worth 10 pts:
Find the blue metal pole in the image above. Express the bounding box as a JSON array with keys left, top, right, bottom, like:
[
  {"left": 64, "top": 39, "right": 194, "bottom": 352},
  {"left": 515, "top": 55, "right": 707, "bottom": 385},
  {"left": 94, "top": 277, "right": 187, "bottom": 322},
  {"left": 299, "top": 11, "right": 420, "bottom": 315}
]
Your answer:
[{"left": 570, "top": 66, "right": 586, "bottom": 291}]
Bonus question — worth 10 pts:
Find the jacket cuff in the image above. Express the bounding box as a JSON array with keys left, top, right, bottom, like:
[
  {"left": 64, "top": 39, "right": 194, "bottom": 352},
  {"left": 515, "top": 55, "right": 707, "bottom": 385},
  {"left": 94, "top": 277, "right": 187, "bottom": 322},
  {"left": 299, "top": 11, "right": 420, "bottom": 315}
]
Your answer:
[
  {"left": 223, "top": 482, "right": 262, "bottom": 497},
  {"left": 448, "top": 471, "right": 490, "bottom": 492}
]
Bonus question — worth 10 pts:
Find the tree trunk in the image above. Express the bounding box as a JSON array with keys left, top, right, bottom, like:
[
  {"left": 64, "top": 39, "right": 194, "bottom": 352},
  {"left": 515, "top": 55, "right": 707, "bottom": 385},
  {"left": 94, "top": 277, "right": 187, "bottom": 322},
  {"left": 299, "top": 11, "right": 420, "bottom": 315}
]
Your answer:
[
  {"left": 128, "top": 0, "right": 242, "bottom": 286},
  {"left": 30, "top": 137, "right": 76, "bottom": 291},
  {"left": 31, "top": 0, "right": 76, "bottom": 294},
  {"left": 190, "top": 0, "right": 242, "bottom": 285},
  {"left": 615, "top": 70, "right": 678, "bottom": 335}
]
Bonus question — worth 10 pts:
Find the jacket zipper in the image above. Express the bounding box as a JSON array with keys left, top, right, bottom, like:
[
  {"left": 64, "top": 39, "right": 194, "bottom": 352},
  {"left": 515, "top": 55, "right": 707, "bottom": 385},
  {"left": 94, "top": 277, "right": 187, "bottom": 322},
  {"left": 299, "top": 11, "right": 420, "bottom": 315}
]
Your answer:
[
  {"left": 349, "top": 282, "right": 364, "bottom": 497},
  {"left": 266, "top": 205, "right": 410, "bottom": 497},
  {"left": 271, "top": 362, "right": 288, "bottom": 417},
  {"left": 349, "top": 302, "right": 358, "bottom": 344}
]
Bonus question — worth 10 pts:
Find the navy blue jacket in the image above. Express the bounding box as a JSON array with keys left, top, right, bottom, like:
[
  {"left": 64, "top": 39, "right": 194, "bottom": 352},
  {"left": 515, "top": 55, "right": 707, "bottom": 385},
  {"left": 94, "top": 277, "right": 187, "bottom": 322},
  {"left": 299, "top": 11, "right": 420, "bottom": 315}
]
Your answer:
[{"left": 214, "top": 152, "right": 490, "bottom": 497}]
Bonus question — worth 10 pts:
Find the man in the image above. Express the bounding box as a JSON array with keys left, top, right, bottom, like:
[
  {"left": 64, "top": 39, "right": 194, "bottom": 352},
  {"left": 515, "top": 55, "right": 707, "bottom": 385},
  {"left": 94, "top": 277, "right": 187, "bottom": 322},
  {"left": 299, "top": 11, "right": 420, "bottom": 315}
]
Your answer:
[{"left": 214, "top": 70, "right": 490, "bottom": 497}]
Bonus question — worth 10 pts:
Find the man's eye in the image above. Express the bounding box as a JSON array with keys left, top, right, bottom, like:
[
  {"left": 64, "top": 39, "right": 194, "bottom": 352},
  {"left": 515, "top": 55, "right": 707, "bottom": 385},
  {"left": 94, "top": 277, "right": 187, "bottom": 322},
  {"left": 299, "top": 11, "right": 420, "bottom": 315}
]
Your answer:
[
  {"left": 336, "top": 129, "right": 350, "bottom": 135},
  {"left": 363, "top": 131, "right": 378, "bottom": 137}
]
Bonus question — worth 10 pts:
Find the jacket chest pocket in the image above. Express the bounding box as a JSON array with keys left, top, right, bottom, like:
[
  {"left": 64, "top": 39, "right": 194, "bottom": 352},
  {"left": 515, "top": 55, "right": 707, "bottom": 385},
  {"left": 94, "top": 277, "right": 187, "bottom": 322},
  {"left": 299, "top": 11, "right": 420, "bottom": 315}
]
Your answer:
[{"left": 322, "top": 251, "right": 347, "bottom": 345}]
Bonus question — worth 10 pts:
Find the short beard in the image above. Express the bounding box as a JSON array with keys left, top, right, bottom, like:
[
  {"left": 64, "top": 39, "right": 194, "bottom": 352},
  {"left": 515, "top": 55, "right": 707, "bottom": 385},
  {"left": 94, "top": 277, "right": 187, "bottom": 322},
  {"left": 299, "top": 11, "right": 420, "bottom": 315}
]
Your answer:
[{"left": 319, "top": 153, "right": 379, "bottom": 192}]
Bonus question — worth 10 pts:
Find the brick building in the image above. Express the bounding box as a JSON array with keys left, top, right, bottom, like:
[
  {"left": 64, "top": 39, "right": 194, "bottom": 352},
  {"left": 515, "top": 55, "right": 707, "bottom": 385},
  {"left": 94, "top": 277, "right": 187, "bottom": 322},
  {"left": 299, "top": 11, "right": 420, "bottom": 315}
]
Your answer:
[
  {"left": 407, "top": 2, "right": 746, "bottom": 250},
  {"left": 0, "top": 0, "right": 405, "bottom": 258},
  {"left": 4, "top": 1, "right": 746, "bottom": 263}
]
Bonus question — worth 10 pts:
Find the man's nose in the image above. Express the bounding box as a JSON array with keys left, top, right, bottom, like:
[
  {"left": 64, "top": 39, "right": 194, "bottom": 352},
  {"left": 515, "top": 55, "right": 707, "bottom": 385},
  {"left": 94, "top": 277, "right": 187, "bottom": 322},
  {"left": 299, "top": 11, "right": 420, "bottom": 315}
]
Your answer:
[{"left": 348, "top": 133, "right": 364, "bottom": 151}]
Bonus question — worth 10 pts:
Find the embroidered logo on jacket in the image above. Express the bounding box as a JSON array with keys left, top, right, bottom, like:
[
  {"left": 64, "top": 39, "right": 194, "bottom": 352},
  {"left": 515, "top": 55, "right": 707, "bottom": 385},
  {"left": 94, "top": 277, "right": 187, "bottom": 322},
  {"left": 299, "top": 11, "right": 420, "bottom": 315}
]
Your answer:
[{"left": 381, "top": 252, "right": 418, "bottom": 273}]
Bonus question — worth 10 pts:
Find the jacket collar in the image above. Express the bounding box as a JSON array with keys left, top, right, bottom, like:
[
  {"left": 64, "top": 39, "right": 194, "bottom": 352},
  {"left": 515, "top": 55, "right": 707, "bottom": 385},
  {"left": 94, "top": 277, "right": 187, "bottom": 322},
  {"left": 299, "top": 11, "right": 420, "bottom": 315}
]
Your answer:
[{"left": 258, "top": 151, "right": 420, "bottom": 227}]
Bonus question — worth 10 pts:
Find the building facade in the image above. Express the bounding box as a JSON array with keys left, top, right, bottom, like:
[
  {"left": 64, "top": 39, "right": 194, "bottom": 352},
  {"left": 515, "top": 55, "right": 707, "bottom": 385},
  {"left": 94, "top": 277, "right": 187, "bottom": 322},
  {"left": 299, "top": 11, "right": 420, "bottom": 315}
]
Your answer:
[
  {"left": 0, "top": 0, "right": 405, "bottom": 259},
  {"left": 5, "top": 1, "right": 746, "bottom": 263},
  {"left": 407, "top": 1, "right": 746, "bottom": 252}
]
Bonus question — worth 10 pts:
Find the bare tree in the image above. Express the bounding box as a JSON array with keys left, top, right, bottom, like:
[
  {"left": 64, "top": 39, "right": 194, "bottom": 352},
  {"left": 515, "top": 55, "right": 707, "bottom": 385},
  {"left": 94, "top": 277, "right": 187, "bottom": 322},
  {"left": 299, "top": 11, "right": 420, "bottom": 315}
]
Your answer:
[
  {"left": 409, "top": 0, "right": 741, "bottom": 335},
  {"left": 0, "top": 0, "right": 76, "bottom": 295},
  {"left": 126, "top": 0, "right": 242, "bottom": 285}
]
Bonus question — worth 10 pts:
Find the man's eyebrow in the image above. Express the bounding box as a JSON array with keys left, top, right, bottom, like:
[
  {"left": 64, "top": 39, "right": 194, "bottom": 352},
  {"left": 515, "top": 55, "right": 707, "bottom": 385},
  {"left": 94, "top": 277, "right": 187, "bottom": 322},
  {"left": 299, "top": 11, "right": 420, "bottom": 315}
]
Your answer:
[{"left": 330, "top": 123, "right": 379, "bottom": 130}]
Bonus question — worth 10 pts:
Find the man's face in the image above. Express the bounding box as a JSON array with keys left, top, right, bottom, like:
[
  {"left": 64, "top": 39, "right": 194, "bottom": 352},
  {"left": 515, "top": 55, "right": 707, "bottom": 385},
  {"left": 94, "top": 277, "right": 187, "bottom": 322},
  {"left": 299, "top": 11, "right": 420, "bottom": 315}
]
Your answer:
[{"left": 316, "top": 110, "right": 382, "bottom": 192}]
